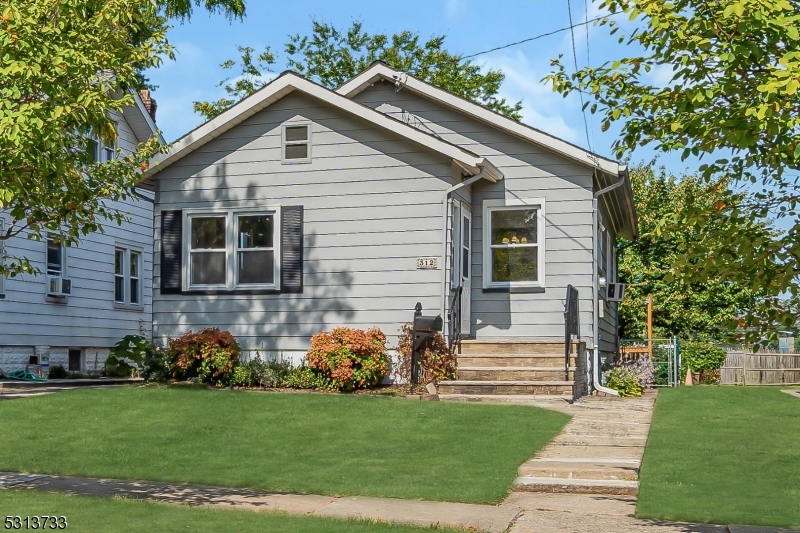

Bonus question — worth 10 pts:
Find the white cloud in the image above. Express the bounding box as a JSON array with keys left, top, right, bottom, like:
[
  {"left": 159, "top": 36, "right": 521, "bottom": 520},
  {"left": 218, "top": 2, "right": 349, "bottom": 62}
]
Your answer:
[
  {"left": 445, "top": 0, "right": 463, "bottom": 18},
  {"left": 480, "top": 50, "right": 580, "bottom": 144}
]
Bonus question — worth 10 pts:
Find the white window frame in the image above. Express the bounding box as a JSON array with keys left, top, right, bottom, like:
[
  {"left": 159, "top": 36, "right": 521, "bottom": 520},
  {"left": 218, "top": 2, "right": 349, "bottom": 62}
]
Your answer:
[
  {"left": 482, "top": 198, "right": 546, "bottom": 289},
  {"left": 130, "top": 251, "right": 141, "bottom": 305},
  {"left": 114, "top": 248, "right": 126, "bottom": 303},
  {"left": 182, "top": 207, "right": 281, "bottom": 291},
  {"left": 281, "top": 121, "right": 312, "bottom": 164},
  {"left": 46, "top": 234, "right": 66, "bottom": 277},
  {"left": 86, "top": 136, "right": 115, "bottom": 163},
  {"left": 113, "top": 246, "right": 144, "bottom": 308}
]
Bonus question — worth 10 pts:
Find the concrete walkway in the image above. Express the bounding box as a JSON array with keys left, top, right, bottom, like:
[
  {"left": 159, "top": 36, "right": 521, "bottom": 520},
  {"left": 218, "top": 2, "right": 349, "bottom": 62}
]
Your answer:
[
  {"left": 512, "top": 390, "right": 656, "bottom": 496},
  {"left": 0, "top": 473, "right": 520, "bottom": 533}
]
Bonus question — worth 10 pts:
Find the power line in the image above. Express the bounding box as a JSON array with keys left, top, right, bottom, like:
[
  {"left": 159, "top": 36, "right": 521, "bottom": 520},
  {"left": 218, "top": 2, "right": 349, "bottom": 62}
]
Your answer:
[
  {"left": 567, "top": 0, "right": 594, "bottom": 152},
  {"left": 583, "top": 0, "right": 596, "bottom": 151},
  {"left": 462, "top": 15, "right": 608, "bottom": 59}
]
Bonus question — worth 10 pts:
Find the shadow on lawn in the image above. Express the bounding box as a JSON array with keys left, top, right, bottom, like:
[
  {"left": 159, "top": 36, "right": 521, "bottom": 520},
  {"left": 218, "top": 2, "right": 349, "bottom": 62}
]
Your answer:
[{"left": 19, "top": 475, "right": 331, "bottom": 510}]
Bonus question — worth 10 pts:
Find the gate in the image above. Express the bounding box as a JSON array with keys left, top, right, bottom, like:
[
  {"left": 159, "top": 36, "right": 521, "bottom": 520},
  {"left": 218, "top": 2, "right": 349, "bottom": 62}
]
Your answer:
[{"left": 619, "top": 338, "right": 681, "bottom": 387}]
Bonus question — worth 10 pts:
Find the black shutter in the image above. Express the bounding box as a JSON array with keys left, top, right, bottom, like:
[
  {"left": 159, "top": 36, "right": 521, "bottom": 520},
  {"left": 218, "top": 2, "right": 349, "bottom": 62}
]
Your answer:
[
  {"left": 160, "top": 210, "right": 183, "bottom": 294},
  {"left": 281, "top": 205, "right": 304, "bottom": 293}
]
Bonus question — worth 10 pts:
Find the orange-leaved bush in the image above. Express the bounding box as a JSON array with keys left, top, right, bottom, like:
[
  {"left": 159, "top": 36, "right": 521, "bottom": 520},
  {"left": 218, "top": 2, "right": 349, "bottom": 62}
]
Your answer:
[
  {"left": 395, "top": 322, "right": 456, "bottom": 388},
  {"left": 306, "top": 327, "right": 389, "bottom": 391},
  {"left": 167, "top": 328, "right": 241, "bottom": 385}
]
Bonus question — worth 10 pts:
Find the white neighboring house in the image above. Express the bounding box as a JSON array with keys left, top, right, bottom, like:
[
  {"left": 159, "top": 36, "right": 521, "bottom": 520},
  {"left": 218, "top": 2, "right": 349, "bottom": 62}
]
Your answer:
[{"left": 0, "top": 91, "right": 161, "bottom": 374}]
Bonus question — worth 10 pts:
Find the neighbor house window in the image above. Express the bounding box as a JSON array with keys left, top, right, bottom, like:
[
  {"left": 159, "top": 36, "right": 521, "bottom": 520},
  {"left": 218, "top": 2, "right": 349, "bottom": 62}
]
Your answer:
[
  {"left": 130, "top": 252, "right": 140, "bottom": 304},
  {"left": 114, "top": 247, "right": 143, "bottom": 306},
  {"left": 86, "top": 137, "right": 115, "bottom": 163},
  {"left": 482, "top": 198, "right": 545, "bottom": 288},
  {"left": 46, "top": 235, "right": 64, "bottom": 276},
  {"left": 282, "top": 122, "right": 311, "bottom": 162},
  {"left": 114, "top": 249, "right": 125, "bottom": 303},
  {"left": 184, "top": 209, "right": 280, "bottom": 291}
]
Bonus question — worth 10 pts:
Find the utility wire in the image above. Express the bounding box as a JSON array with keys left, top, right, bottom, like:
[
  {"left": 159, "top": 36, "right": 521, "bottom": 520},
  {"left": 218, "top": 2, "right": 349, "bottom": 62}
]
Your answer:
[
  {"left": 567, "top": 0, "right": 594, "bottom": 152},
  {"left": 462, "top": 15, "right": 608, "bottom": 59},
  {"left": 583, "top": 0, "right": 596, "bottom": 151}
]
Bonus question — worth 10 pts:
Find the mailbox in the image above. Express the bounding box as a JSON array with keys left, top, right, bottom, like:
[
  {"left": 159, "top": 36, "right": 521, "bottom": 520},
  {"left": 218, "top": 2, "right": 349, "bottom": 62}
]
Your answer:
[
  {"left": 410, "top": 303, "right": 443, "bottom": 386},
  {"left": 413, "top": 315, "right": 443, "bottom": 333}
]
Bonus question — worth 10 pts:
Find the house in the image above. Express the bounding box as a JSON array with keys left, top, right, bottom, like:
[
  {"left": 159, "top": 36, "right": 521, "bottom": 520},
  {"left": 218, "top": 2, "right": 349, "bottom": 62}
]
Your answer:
[
  {"left": 0, "top": 91, "right": 161, "bottom": 375},
  {"left": 143, "top": 62, "right": 637, "bottom": 397}
]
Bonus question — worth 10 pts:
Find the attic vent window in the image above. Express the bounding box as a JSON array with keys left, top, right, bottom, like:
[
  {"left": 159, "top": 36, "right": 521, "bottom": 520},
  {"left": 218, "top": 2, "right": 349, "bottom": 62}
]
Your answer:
[{"left": 282, "top": 122, "right": 311, "bottom": 163}]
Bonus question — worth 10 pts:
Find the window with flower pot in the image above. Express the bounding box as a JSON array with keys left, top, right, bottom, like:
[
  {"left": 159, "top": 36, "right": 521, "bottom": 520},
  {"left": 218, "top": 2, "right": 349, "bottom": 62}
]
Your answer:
[{"left": 482, "top": 198, "right": 546, "bottom": 289}]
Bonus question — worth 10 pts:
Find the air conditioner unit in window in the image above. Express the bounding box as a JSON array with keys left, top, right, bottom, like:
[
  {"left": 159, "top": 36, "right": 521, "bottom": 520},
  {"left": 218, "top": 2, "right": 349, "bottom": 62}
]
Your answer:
[
  {"left": 47, "top": 276, "right": 71, "bottom": 297},
  {"left": 606, "top": 282, "right": 626, "bottom": 302}
]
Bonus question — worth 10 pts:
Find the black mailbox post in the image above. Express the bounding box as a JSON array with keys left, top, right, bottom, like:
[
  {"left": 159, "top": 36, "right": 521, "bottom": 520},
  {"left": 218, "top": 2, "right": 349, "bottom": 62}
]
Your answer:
[{"left": 411, "top": 302, "right": 443, "bottom": 385}]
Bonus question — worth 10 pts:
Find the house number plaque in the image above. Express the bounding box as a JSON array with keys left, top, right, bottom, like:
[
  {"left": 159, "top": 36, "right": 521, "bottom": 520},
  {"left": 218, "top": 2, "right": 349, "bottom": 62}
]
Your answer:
[{"left": 416, "top": 257, "right": 438, "bottom": 269}]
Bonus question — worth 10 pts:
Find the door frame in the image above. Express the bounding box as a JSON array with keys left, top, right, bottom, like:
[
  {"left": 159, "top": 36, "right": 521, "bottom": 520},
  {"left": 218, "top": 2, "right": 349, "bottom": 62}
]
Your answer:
[{"left": 459, "top": 203, "right": 472, "bottom": 336}]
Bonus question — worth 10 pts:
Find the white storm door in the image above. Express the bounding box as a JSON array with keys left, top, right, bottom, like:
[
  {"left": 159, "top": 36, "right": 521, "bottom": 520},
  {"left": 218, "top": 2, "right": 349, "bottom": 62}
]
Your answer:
[{"left": 460, "top": 206, "right": 472, "bottom": 335}]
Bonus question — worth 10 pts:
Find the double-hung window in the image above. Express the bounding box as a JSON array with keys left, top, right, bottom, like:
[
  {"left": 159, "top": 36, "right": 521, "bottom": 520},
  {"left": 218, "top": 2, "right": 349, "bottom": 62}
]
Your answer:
[
  {"left": 86, "top": 137, "right": 115, "bottom": 163},
  {"left": 46, "top": 235, "right": 65, "bottom": 277},
  {"left": 184, "top": 208, "right": 280, "bottom": 291},
  {"left": 114, "top": 247, "right": 142, "bottom": 306},
  {"left": 282, "top": 122, "right": 311, "bottom": 163},
  {"left": 482, "top": 198, "right": 545, "bottom": 289}
]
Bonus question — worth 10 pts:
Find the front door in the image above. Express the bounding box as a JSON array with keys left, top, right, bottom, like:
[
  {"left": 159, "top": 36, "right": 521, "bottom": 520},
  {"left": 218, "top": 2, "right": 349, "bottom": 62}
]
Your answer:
[{"left": 460, "top": 206, "right": 471, "bottom": 336}]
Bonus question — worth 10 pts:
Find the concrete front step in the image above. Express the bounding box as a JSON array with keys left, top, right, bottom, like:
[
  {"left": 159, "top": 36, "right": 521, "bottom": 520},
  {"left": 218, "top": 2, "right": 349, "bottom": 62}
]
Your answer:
[
  {"left": 460, "top": 340, "right": 581, "bottom": 355},
  {"left": 513, "top": 475, "right": 638, "bottom": 496},
  {"left": 519, "top": 459, "right": 640, "bottom": 481},
  {"left": 457, "top": 354, "right": 577, "bottom": 368},
  {"left": 457, "top": 367, "right": 576, "bottom": 381},
  {"left": 438, "top": 380, "right": 574, "bottom": 396}
]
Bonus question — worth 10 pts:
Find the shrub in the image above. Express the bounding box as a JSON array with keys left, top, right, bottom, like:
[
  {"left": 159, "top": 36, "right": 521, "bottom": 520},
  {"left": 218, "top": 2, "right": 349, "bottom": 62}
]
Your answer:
[
  {"left": 262, "top": 359, "right": 293, "bottom": 387},
  {"left": 394, "top": 322, "right": 456, "bottom": 388},
  {"left": 105, "top": 334, "right": 160, "bottom": 378},
  {"left": 605, "top": 357, "right": 653, "bottom": 397},
  {"left": 606, "top": 366, "right": 644, "bottom": 397},
  {"left": 306, "top": 327, "right": 389, "bottom": 391},
  {"left": 286, "top": 365, "right": 327, "bottom": 389},
  {"left": 167, "top": 328, "right": 241, "bottom": 385},
  {"left": 48, "top": 365, "right": 68, "bottom": 379},
  {"left": 681, "top": 341, "right": 726, "bottom": 373}
]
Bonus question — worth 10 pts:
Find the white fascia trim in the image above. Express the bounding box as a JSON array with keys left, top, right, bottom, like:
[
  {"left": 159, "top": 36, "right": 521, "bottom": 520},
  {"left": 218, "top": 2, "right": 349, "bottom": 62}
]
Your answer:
[
  {"left": 130, "top": 90, "right": 165, "bottom": 144},
  {"left": 146, "top": 72, "right": 489, "bottom": 177},
  {"left": 336, "top": 63, "right": 621, "bottom": 175}
]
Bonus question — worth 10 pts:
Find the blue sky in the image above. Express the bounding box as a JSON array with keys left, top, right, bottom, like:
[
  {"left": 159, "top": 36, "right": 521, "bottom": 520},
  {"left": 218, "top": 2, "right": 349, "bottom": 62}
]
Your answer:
[{"left": 144, "top": 0, "right": 689, "bottom": 172}]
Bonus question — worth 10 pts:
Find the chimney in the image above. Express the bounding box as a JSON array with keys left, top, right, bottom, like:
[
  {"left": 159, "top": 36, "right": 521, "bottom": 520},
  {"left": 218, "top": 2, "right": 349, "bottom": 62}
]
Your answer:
[{"left": 139, "top": 89, "right": 157, "bottom": 123}]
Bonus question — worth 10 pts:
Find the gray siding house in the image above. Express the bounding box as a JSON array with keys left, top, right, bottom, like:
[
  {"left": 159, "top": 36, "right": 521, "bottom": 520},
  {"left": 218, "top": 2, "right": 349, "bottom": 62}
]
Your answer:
[
  {"left": 145, "top": 63, "right": 637, "bottom": 397},
  {"left": 0, "top": 92, "right": 160, "bottom": 374}
]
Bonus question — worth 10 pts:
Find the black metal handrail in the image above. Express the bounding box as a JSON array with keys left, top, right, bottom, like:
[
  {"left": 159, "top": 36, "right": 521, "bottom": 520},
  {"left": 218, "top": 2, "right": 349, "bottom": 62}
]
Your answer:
[
  {"left": 448, "top": 285, "right": 463, "bottom": 354},
  {"left": 564, "top": 284, "right": 580, "bottom": 379}
]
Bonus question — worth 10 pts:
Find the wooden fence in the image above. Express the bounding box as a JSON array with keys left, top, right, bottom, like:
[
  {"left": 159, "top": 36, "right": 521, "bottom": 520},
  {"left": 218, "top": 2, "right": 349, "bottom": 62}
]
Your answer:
[{"left": 720, "top": 350, "right": 800, "bottom": 385}]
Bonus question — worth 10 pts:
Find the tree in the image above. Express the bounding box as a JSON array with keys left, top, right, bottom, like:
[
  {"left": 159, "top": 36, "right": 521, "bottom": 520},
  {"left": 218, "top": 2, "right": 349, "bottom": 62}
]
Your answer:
[
  {"left": 0, "top": 0, "right": 246, "bottom": 278},
  {"left": 0, "top": 1, "right": 172, "bottom": 277},
  {"left": 547, "top": 0, "right": 800, "bottom": 341},
  {"left": 193, "top": 20, "right": 523, "bottom": 121},
  {"left": 617, "top": 164, "right": 781, "bottom": 341}
]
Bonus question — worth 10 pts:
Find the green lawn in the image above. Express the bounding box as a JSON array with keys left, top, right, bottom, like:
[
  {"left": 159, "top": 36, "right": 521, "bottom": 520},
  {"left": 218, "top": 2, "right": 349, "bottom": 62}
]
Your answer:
[
  {"left": 638, "top": 387, "right": 800, "bottom": 528},
  {"left": 0, "top": 489, "right": 462, "bottom": 532},
  {"left": 0, "top": 386, "right": 568, "bottom": 504}
]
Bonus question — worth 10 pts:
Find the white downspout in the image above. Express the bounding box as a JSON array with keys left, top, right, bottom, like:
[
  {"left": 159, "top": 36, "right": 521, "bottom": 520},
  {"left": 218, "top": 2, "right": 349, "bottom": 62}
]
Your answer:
[
  {"left": 440, "top": 168, "right": 486, "bottom": 337},
  {"left": 592, "top": 168, "right": 627, "bottom": 396}
]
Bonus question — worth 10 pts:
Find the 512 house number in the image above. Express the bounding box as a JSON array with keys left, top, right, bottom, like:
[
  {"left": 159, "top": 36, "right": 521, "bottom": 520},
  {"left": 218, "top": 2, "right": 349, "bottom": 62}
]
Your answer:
[{"left": 416, "top": 257, "right": 438, "bottom": 269}]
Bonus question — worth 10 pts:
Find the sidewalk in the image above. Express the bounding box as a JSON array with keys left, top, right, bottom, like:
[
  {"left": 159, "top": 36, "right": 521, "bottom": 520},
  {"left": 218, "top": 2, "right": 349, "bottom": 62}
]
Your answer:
[{"left": 0, "top": 473, "right": 520, "bottom": 533}]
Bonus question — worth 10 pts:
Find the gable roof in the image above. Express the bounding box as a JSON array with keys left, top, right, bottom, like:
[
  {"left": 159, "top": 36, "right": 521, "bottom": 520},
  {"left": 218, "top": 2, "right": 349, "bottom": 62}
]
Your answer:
[
  {"left": 144, "top": 71, "right": 503, "bottom": 182},
  {"left": 123, "top": 90, "right": 163, "bottom": 144},
  {"left": 337, "top": 62, "right": 637, "bottom": 239}
]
